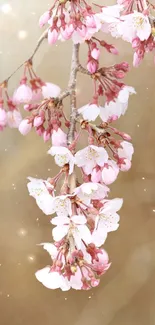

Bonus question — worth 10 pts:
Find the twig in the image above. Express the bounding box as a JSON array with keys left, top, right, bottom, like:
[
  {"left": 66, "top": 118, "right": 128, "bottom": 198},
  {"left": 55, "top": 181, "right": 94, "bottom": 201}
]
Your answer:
[{"left": 4, "top": 28, "right": 48, "bottom": 84}]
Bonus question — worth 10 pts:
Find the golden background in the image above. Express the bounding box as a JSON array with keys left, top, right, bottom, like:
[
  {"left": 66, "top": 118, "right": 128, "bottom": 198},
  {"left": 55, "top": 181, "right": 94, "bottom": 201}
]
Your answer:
[{"left": 0, "top": 1, "right": 155, "bottom": 324}]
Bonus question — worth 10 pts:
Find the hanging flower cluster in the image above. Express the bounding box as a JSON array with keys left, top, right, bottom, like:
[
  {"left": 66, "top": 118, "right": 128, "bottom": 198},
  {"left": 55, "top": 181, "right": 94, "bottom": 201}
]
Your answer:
[{"left": 1, "top": 0, "right": 155, "bottom": 290}]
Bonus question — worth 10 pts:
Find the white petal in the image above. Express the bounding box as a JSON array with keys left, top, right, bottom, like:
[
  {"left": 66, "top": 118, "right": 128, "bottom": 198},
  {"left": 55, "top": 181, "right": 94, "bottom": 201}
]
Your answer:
[
  {"left": 51, "top": 216, "right": 70, "bottom": 226},
  {"left": 41, "top": 243, "right": 58, "bottom": 258},
  {"left": 71, "top": 214, "right": 86, "bottom": 224},
  {"left": 92, "top": 228, "right": 107, "bottom": 247},
  {"left": 101, "top": 198, "right": 123, "bottom": 214},
  {"left": 78, "top": 225, "right": 92, "bottom": 244},
  {"left": 36, "top": 193, "right": 55, "bottom": 215},
  {"left": 35, "top": 266, "right": 51, "bottom": 283},
  {"left": 52, "top": 225, "right": 69, "bottom": 241}
]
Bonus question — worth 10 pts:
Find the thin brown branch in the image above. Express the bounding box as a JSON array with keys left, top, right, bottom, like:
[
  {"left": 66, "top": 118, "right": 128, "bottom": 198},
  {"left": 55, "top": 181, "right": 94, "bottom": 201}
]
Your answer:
[
  {"left": 77, "top": 64, "right": 91, "bottom": 75},
  {"left": 4, "top": 28, "right": 48, "bottom": 84}
]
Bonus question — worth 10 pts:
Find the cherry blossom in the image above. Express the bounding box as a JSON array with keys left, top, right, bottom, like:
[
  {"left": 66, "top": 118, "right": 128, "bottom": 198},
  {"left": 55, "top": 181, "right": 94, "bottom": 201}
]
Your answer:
[
  {"left": 74, "top": 182, "right": 109, "bottom": 206},
  {"left": 27, "top": 177, "right": 55, "bottom": 215},
  {"left": 35, "top": 267, "right": 70, "bottom": 290},
  {"left": 92, "top": 198, "right": 123, "bottom": 246},
  {"left": 78, "top": 103, "right": 101, "bottom": 121},
  {"left": 100, "top": 86, "right": 136, "bottom": 122},
  {"left": 52, "top": 214, "right": 92, "bottom": 247},
  {"left": 118, "top": 12, "right": 151, "bottom": 43},
  {"left": 75, "top": 145, "right": 108, "bottom": 175},
  {"left": 3, "top": 0, "right": 152, "bottom": 292},
  {"left": 48, "top": 146, "right": 75, "bottom": 174}
]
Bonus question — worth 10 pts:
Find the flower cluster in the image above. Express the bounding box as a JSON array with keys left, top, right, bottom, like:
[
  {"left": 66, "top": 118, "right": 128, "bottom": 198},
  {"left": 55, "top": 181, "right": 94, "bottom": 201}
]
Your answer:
[{"left": 2, "top": 0, "right": 154, "bottom": 291}]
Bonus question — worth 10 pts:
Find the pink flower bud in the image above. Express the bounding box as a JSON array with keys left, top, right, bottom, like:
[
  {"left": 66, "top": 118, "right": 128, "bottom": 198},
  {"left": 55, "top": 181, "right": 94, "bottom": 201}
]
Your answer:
[
  {"left": 36, "top": 126, "right": 44, "bottom": 136},
  {"left": 87, "top": 61, "right": 98, "bottom": 74},
  {"left": 51, "top": 128, "right": 67, "bottom": 146},
  {"left": 119, "top": 158, "right": 131, "bottom": 171},
  {"left": 0, "top": 108, "right": 7, "bottom": 127},
  {"left": 13, "top": 84, "right": 33, "bottom": 104},
  {"left": 42, "top": 82, "right": 61, "bottom": 99},
  {"left": 39, "top": 11, "right": 50, "bottom": 28},
  {"left": 19, "top": 119, "right": 32, "bottom": 135},
  {"left": 132, "top": 37, "right": 140, "bottom": 48},
  {"left": 43, "top": 130, "right": 51, "bottom": 142},
  {"left": 48, "top": 29, "right": 58, "bottom": 45},
  {"left": 91, "top": 168, "right": 102, "bottom": 182},
  {"left": 34, "top": 116, "right": 43, "bottom": 127},
  {"left": 77, "top": 25, "right": 87, "bottom": 38},
  {"left": 102, "top": 160, "right": 119, "bottom": 185},
  {"left": 91, "top": 278, "right": 100, "bottom": 287},
  {"left": 61, "top": 24, "right": 74, "bottom": 40},
  {"left": 109, "top": 45, "right": 118, "bottom": 55},
  {"left": 133, "top": 52, "right": 142, "bottom": 67},
  {"left": 91, "top": 48, "right": 100, "bottom": 60}
]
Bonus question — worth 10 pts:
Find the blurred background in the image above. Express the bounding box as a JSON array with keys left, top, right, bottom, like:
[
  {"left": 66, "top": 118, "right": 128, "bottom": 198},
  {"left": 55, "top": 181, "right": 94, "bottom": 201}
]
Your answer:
[{"left": 0, "top": 1, "right": 155, "bottom": 324}]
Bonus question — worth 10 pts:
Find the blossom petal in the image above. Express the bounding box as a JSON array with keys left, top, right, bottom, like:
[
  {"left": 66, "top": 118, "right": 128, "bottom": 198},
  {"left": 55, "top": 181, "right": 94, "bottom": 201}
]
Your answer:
[
  {"left": 71, "top": 214, "right": 86, "bottom": 224},
  {"left": 51, "top": 216, "right": 70, "bottom": 226},
  {"left": 78, "top": 225, "right": 92, "bottom": 244},
  {"left": 52, "top": 225, "right": 69, "bottom": 241}
]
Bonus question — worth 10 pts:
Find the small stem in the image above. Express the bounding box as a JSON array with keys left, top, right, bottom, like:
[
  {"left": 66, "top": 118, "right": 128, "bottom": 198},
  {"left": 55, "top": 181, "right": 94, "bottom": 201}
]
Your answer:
[{"left": 4, "top": 29, "right": 48, "bottom": 83}]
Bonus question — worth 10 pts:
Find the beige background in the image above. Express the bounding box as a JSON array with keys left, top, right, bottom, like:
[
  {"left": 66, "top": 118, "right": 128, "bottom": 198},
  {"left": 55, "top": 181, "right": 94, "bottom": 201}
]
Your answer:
[{"left": 0, "top": 1, "right": 155, "bottom": 324}]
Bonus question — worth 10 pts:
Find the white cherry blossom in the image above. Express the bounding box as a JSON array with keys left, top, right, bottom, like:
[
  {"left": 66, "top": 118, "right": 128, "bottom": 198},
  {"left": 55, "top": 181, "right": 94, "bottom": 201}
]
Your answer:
[
  {"left": 74, "top": 182, "right": 109, "bottom": 207},
  {"left": 100, "top": 86, "right": 136, "bottom": 122},
  {"left": 118, "top": 12, "right": 151, "bottom": 42},
  {"left": 42, "top": 82, "right": 61, "bottom": 98},
  {"left": 27, "top": 177, "right": 55, "bottom": 215},
  {"left": 48, "top": 146, "right": 75, "bottom": 174},
  {"left": 35, "top": 267, "right": 70, "bottom": 290},
  {"left": 75, "top": 145, "right": 108, "bottom": 175},
  {"left": 78, "top": 103, "right": 101, "bottom": 121},
  {"left": 51, "top": 214, "right": 92, "bottom": 248},
  {"left": 92, "top": 198, "right": 123, "bottom": 246},
  {"left": 51, "top": 195, "right": 72, "bottom": 217},
  {"left": 96, "top": 5, "right": 123, "bottom": 24}
]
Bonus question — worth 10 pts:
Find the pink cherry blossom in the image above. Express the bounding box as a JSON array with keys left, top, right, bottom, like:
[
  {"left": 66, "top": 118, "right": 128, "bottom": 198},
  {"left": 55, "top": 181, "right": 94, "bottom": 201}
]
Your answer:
[
  {"left": 75, "top": 145, "right": 108, "bottom": 175},
  {"left": 61, "top": 24, "right": 74, "bottom": 40},
  {"left": 48, "top": 146, "right": 75, "bottom": 174},
  {"left": 102, "top": 160, "right": 119, "bottom": 185},
  {"left": 7, "top": 110, "right": 22, "bottom": 128},
  {"left": 117, "top": 141, "right": 134, "bottom": 171},
  {"left": 13, "top": 84, "right": 33, "bottom": 104},
  {"left": 18, "top": 119, "right": 32, "bottom": 135},
  {"left": 27, "top": 177, "right": 55, "bottom": 215},
  {"left": 51, "top": 128, "right": 67, "bottom": 146},
  {"left": 52, "top": 214, "right": 92, "bottom": 247},
  {"left": 39, "top": 11, "right": 50, "bottom": 28},
  {"left": 0, "top": 108, "right": 7, "bottom": 127},
  {"left": 42, "top": 82, "right": 61, "bottom": 99}
]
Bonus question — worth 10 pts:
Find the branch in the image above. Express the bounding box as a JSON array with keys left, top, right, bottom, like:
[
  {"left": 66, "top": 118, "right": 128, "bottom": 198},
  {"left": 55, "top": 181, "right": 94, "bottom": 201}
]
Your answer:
[
  {"left": 4, "top": 28, "right": 48, "bottom": 84},
  {"left": 67, "top": 43, "right": 80, "bottom": 145}
]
